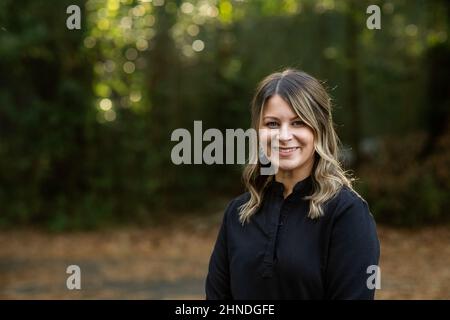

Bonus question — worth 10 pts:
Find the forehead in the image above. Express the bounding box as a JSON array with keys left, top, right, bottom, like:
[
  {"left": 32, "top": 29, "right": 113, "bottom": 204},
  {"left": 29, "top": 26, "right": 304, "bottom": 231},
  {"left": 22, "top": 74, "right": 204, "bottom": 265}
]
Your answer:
[{"left": 262, "top": 95, "right": 298, "bottom": 118}]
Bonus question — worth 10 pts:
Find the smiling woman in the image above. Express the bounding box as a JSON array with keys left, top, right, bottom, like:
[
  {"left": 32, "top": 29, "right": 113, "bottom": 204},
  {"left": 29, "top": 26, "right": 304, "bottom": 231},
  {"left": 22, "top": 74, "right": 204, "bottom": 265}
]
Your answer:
[
  {"left": 205, "top": 69, "right": 380, "bottom": 300},
  {"left": 259, "top": 94, "right": 316, "bottom": 194}
]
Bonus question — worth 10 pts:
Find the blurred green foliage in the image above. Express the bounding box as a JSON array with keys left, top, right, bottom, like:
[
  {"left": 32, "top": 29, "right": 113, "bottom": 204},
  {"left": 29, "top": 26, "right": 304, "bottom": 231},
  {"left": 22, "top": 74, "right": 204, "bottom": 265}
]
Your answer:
[{"left": 0, "top": 0, "right": 449, "bottom": 229}]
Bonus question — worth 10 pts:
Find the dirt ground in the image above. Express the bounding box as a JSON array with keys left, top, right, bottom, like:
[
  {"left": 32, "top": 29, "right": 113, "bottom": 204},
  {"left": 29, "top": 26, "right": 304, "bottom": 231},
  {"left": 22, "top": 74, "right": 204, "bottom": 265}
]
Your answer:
[{"left": 0, "top": 214, "right": 449, "bottom": 300}]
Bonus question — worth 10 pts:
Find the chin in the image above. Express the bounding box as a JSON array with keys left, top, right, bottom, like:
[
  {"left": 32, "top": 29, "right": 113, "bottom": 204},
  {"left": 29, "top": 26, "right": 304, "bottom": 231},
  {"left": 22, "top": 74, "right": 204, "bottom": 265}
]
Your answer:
[
  {"left": 273, "top": 159, "right": 303, "bottom": 172},
  {"left": 278, "top": 165, "right": 302, "bottom": 172}
]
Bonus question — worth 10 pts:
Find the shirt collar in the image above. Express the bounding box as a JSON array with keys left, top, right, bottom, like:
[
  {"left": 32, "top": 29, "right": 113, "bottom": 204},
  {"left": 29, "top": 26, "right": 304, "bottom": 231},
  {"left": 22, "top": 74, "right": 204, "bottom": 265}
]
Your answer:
[{"left": 269, "top": 175, "right": 313, "bottom": 198}]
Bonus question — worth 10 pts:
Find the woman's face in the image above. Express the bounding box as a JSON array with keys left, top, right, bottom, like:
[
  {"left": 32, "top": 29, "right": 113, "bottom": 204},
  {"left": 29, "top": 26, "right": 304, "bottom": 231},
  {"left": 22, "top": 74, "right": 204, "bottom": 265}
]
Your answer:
[{"left": 259, "top": 94, "right": 316, "bottom": 176}]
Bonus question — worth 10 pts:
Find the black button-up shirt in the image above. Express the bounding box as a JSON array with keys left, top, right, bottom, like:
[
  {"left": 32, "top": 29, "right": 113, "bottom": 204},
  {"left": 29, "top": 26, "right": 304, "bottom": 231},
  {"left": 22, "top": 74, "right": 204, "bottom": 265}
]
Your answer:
[{"left": 205, "top": 176, "right": 380, "bottom": 299}]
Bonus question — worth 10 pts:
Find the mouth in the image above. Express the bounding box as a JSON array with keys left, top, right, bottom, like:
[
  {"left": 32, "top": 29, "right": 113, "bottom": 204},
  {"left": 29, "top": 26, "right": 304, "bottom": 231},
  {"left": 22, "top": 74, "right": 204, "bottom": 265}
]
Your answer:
[{"left": 273, "top": 146, "right": 300, "bottom": 156}]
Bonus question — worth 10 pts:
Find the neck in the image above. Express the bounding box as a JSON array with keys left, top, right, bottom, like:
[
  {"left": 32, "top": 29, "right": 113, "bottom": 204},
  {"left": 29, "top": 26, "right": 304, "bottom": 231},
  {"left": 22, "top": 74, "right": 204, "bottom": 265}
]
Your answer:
[{"left": 275, "top": 167, "right": 312, "bottom": 199}]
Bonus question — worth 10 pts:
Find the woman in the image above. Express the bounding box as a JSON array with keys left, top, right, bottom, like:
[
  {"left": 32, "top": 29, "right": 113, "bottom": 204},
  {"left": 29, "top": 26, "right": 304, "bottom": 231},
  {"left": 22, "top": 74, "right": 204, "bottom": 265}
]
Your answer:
[{"left": 205, "top": 69, "right": 380, "bottom": 300}]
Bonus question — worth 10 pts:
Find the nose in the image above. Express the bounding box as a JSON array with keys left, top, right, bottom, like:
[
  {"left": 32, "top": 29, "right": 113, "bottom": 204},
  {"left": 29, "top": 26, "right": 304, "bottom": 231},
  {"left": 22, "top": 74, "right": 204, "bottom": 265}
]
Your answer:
[{"left": 278, "top": 123, "right": 293, "bottom": 142}]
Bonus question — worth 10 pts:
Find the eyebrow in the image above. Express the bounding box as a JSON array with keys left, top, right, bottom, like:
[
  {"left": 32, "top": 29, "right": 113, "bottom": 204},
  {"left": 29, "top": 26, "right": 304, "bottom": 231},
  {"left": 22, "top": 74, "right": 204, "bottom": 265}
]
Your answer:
[{"left": 263, "top": 116, "right": 301, "bottom": 121}]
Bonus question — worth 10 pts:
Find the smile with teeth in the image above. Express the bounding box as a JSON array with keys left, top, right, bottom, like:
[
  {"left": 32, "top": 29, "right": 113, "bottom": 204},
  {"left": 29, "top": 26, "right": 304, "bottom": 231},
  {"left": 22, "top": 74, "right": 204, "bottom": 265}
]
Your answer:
[{"left": 274, "top": 146, "right": 300, "bottom": 155}]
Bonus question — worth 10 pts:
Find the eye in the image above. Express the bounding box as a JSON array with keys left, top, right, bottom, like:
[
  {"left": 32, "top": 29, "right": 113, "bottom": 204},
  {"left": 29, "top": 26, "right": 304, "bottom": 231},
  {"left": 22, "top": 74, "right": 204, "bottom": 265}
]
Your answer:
[
  {"left": 292, "top": 120, "right": 305, "bottom": 127},
  {"left": 266, "top": 121, "right": 279, "bottom": 128}
]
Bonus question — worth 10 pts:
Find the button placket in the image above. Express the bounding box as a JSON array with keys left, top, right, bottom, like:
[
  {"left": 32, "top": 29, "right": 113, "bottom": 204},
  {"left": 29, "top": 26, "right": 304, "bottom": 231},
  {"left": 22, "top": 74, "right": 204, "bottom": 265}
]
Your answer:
[
  {"left": 261, "top": 198, "right": 291, "bottom": 278},
  {"left": 279, "top": 200, "right": 291, "bottom": 228},
  {"left": 260, "top": 177, "right": 312, "bottom": 279},
  {"left": 261, "top": 194, "right": 283, "bottom": 278}
]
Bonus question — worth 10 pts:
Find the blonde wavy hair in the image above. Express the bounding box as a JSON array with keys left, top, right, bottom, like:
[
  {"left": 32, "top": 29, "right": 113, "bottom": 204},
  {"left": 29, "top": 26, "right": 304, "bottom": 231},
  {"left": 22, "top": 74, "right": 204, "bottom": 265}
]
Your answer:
[{"left": 238, "top": 69, "right": 355, "bottom": 224}]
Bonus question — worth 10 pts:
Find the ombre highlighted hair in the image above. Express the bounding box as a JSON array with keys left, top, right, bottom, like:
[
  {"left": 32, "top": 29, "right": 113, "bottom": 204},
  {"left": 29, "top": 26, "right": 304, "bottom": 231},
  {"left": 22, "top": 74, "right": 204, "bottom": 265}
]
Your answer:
[{"left": 238, "top": 69, "right": 355, "bottom": 224}]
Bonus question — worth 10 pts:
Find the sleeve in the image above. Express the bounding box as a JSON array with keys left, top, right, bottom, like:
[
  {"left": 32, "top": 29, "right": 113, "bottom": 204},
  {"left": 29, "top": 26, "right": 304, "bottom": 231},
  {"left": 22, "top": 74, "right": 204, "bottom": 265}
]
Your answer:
[
  {"left": 205, "top": 200, "right": 235, "bottom": 300},
  {"left": 325, "top": 196, "right": 380, "bottom": 300}
]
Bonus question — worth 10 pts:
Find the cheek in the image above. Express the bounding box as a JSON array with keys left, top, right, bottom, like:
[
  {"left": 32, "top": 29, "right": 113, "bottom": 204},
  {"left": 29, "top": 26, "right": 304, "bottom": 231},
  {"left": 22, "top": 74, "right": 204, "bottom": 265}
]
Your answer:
[
  {"left": 296, "top": 129, "right": 315, "bottom": 148},
  {"left": 258, "top": 131, "right": 277, "bottom": 146}
]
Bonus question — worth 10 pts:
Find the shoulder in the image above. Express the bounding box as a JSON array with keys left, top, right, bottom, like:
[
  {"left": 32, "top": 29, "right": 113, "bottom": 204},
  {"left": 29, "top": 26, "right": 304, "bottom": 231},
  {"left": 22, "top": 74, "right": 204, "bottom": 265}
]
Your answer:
[
  {"left": 221, "top": 192, "right": 250, "bottom": 222},
  {"left": 324, "top": 186, "right": 374, "bottom": 225}
]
